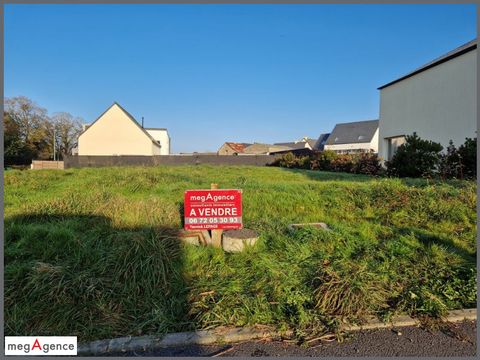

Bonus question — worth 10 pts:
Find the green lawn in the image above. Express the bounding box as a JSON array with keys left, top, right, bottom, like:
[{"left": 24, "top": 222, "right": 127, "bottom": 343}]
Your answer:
[{"left": 4, "top": 166, "right": 477, "bottom": 342}]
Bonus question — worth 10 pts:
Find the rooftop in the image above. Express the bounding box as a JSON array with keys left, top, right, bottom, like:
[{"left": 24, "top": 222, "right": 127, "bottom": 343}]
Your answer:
[
  {"left": 325, "top": 120, "right": 379, "bottom": 145},
  {"left": 224, "top": 142, "right": 251, "bottom": 153},
  {"left": 378, "top": 39, "right": 477, "bottom": 90}
]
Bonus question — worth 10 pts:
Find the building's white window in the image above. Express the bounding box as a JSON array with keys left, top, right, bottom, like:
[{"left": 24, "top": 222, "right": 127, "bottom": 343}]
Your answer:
[{"left": 386, "top": 136, "right": 406, "bottom": 160}]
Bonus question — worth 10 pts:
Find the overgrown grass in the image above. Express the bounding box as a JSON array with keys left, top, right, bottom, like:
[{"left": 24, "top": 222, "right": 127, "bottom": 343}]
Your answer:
[{"left": 4, "top": 166, "right": 477, "bottom": 341}]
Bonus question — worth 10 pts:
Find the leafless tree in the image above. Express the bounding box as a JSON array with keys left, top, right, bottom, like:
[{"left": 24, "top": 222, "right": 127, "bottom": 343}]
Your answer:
[{"left": 50, "top": 112, "right": 84, "bottom": 159}]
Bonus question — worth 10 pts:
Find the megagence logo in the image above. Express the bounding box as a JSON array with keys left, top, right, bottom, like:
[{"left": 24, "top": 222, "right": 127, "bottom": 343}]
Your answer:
[{"left": 5, "top": 336, "right": 77, "bottom": 355}]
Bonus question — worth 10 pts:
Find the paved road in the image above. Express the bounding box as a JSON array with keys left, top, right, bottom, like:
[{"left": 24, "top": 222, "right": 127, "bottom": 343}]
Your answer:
[{"left": 108, "top": 320, "right": 476, "bottom": 357}]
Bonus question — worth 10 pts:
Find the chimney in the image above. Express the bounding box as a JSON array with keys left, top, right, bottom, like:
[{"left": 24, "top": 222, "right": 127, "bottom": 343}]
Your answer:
[{"left": 142, "top": 117, "right": 144, "bottom": 128}]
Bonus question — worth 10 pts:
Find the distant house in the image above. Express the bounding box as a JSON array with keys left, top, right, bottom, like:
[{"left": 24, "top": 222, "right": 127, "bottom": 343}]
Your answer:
[
  {"left": 217, "top": 142, "right": 251, "bottom": 155},
  {"left": 243, "top": 143, "right": 291, "bottom": 155},
  {"left": 324, "top": 120, "right": 379, "bottom": 154},
  {"left": 378, "top": 39, "right": 477, "bottom": 161},
  {"left": 77, "top": 102, "right": 170, "bottom": 156}
]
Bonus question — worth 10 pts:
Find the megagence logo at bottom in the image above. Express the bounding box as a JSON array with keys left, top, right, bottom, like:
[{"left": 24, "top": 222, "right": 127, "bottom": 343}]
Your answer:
[{"left": 4, "top": 336, "right": 77, "bottom": 355}]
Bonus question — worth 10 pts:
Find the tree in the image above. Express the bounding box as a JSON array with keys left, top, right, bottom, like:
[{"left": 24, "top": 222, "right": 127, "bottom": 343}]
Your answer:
[
  {"left": 5, "top": 96, "right": 49, "bottom": 142},
  {"left": 458, "top": 137, "right": 476, "bottom": 179},
  {"left": 49, "top": 112, "right": 83, "bottom": 159},
  {"left": 4, "top": 96, "right": 85, "bottom": 163},
  {"left": 439, "top": 140, "right": 462, "bottom": 179},
  {"left": 5, "top": 96, "right": 51, "bottom": 160},
  {"left": 4, "top": 111, "right": 34, "bottom": 165},
  {"left": 386, "top": 132, "right": 443, "bottom": 178}
]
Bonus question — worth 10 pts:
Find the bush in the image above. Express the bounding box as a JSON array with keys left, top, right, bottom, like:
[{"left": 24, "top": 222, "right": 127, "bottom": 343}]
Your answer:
[
  {"left": 438, "top": 138, "right": 476, "bottom": 180},
  {"left": 310, "top": 150, "right": 337, "bottom": 171},
  {"left": 439, "top": 141, "right": 462, "bottom": 179},
  {"left": 273, "top": 152, "right": 296, "bottom": 168},
  {"left": 386, "top": 132, "right": 443, "bottom": 178},
  {"left": 351, "top": 152, "right": 382, "bottom": 176},
  {"left": 274, "top": 150, "right": 381, "bottom": 176},
  {"left": 330, "top": 154, "right": 355, "bottom": 173},
  {"left": 458, "top": 137, "right": 476, "bottom": 179},
  {"left": 272, "top": 152, "right": 311, "bottom": 169}
]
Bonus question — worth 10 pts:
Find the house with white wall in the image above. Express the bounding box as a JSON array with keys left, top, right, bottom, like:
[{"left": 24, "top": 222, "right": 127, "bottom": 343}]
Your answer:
[
  {"left": 378, "top": 39, "right": 477, "bottom": 161},
  {"left": 77, "top": 102, "right": 170, "bottom": 156},
  {"left": 144, "top": 128, "right": 170, "bottom": 155},
  {"left": 323, "top": 120, "right": 379, "bottom": 154}
]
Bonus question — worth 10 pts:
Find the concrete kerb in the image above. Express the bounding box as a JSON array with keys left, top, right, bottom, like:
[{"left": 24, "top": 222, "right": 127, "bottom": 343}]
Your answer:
[
  {"left": 78, "top": 327, "right": 291, "bottom": 356},
  {"left": 340, "top": 309, "right": 476, "bottom": 332},
  {"left": 78, "top": 308, "right": 476, "bottom": 355}
]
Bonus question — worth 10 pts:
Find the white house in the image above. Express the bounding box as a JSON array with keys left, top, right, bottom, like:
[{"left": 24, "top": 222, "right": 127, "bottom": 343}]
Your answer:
[
  {"left": 378, "top": 39, "right": 477, "bottom": 161},
  {"left": 77, "top": 102, "right": 170, "bottom": 156},
  {"left": 144, "top": 128, "right": 171, "bottom": 155},
  {"left": 323, "top": 119, "right": 379, "bottom": 154}
]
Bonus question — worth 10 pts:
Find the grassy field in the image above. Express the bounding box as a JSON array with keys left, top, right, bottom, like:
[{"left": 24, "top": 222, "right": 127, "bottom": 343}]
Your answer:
[{"left": 4, "top": 166, "right": 477, "bottom": 342}]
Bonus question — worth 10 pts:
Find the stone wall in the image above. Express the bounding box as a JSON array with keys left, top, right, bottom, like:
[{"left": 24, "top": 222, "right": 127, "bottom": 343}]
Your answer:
[{"left": 64, "top": 154, "right": 282, "bottom": 168}]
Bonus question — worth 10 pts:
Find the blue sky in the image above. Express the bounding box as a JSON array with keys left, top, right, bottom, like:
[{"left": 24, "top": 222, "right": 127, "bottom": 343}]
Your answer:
[{"left": 5, "top": 4, "right": 476, "bottom": 153}]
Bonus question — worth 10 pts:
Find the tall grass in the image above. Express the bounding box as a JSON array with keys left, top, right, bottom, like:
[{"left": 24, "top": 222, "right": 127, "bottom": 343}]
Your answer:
[{"left": 4, "top": 166, "right": 477, "bottom": 341}]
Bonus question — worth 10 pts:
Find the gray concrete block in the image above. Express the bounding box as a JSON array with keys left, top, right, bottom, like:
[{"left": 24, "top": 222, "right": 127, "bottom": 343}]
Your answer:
[
  {"left": 222, "top": 229, "right": 259, "bottom": 253},
  {"left": 288, "top": 222, "right": 331, "bottom": 231}
]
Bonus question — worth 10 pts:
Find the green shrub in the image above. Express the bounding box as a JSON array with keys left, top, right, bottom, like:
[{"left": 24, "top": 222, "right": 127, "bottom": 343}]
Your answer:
[
  {"left": 386, "top": 132, "right": 443, "bottom": 178},
  {"left": 437, "top": 137, "right": 476, "bottom": 180},
  {"left": 274, "top": 150, "right": 381, "bottom": 176},
  {"left": 272, "top": 152, "right": 310, "bottom": 169},
  {"left": 439, "top": 141, "right": 462, "bottom": 179},
  {"left": 275, "top": 152, "right": 296, "bottom": 168},
  {"left": 310, "top": 150, "right": 338, "bottom": 171},
  {"left": 458, "top": 137, "right": 476, "bottom": 179},
  {"left": 296, "top": 155, "right": 312, "bottom": 170}
]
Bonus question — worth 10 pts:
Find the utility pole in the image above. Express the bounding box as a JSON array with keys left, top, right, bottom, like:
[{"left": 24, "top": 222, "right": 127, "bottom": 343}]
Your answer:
[{"left": 53, "top": 127, "right": 56, "bottom": 161}]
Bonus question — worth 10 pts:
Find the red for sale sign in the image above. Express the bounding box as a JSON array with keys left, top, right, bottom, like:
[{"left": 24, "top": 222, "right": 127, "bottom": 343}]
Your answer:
[{"left": 184, "top": 189, "right": 243, "bottom": 230}]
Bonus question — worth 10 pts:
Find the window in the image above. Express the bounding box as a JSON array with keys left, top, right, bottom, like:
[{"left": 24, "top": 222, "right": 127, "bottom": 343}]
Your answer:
[{"left": 386, "top": 136, "right": 406, "bottom": 160}]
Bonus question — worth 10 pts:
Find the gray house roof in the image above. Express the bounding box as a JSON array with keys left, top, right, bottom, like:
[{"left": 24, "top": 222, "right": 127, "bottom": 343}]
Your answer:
[
  {"left": 325, "top": 120, "right": 378, "bottom": 145},
  {"left": 273, "top": 142, "right": 309, "bottom": 150},
  {"left": 313, "top": 133, "right": 330, "bottom": 150},
  {"left": 378, "top": 39, "right": 477, "bottom": 90},
  {"left": 274, "top": 137, "right": 317, "bottom": 150}
]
